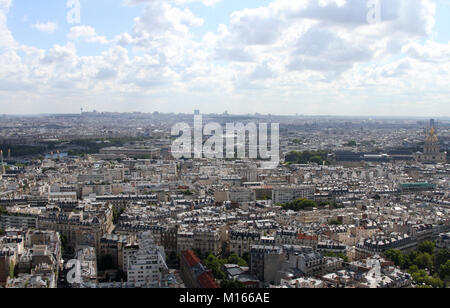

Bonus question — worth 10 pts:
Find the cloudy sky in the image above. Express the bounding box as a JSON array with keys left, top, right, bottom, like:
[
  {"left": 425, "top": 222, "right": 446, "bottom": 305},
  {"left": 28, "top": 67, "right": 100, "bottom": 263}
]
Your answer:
[{"left": 1, "top": 0, "right": 450, "bottom": 116}]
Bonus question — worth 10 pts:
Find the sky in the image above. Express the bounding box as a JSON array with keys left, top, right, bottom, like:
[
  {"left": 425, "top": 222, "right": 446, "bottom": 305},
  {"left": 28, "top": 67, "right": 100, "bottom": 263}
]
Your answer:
[{"left": 1, "top": 0, "right": 450, "bottom": 116}]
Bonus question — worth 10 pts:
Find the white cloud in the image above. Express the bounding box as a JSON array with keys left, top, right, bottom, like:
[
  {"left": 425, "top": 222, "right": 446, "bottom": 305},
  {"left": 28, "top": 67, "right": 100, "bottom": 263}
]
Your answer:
[
  {"left": 0, "top": 0, "right": 449, "bottom": 116},
  {"left": 68, "top": 26, "right": 109, "bottom": 44},
  {"left": 0, "top": 0, "right": 14, "bottom": 48},
  {"left": 124, "top": 0, "right": 222, "bottom": 8},
  {"left": 31, "top": 21, "right": 57, "bottom": 33}
]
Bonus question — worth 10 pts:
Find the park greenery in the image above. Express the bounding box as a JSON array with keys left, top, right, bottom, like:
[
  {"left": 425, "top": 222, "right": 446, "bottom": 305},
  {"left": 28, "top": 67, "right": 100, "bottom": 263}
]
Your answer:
[
  {"left": 59, "top": 234, "right": 68, "bottom": 255},
  {"left": 285, "top": 150, "right": 330, "bottom": 165},
  {"left": 182, "top": 190, "right": 194, "bottom": 196},
  {"left": 384, "top": 241, "right": 449, "bottom": 288},
  {"left": 67, "top": 137, "right": 152, "bottom": 156},
  {"left": 328, "top": 220, "right": 343, "bottom": 226},
  {"left": 9, "top": 261, "right": 16, "bottom": 279},
  {"left": 278, "top": 198, "right": 343, "bottom": 212},
  {"left": 279, "top": 198, "right": 317, "bottom": 211},
  {"left": 0, "top": 136, "right": 154, "bottom": 158},
  {"left": 0, "top": 144, "right": 47, "bottom": 157},
  {"left": 0, "top": 206, "right": 8, "bottom": 215},
  {"left": 220, "top": 280, "right": 246, "bottom": 289},
  {"left": 202, "top": 253, "right": 248, "bottom": 284},
  {"left": 343, "top": 140, "right": 357, "bottom": 147}
]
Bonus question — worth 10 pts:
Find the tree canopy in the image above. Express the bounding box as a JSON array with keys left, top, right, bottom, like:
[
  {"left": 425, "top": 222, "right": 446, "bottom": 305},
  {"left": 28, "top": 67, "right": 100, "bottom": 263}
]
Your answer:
[
  {"left": 203, "top": 253, "right": 248, "bottom": 281},
  {"left": 220, "top": 280, "right": 245, "bottom": 289},
  {"left": 280, "top": 198, "right": 318, "bottom": 212},
  {"left": 384, "top": 242, "right": 449, "bottom": 288},
  {"left": 418, "top": 241, "right": 435, "bottom": 255},
  {"left": 285, "top": 150, "right": 329, "bottom": 165}
]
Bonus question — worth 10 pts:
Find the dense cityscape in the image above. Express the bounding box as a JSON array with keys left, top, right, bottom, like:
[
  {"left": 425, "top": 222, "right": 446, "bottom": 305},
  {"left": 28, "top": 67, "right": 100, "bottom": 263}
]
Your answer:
[
  {"left": 1, "top": 0, "right": 450, "bottom": 297},
  {"left": 0, "top": 112, "right": 448, "bottom": 289}
]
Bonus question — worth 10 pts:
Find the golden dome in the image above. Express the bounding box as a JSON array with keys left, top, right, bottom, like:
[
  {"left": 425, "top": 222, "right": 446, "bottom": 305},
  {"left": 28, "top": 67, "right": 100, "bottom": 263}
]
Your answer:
[{"left": 426, "top": 127, "right": 438, "bottom": 143}]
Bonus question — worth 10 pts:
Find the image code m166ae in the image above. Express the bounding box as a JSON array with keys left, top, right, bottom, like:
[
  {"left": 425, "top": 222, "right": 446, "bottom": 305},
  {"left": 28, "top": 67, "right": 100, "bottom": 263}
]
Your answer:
[{"left": 0, "top": 0, "right": 449, "bottom": 301}]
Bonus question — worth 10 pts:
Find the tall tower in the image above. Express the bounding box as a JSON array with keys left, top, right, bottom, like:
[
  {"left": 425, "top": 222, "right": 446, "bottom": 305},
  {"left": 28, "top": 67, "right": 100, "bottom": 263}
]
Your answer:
[
  {"left": 430, "top": 119, "right": 436, "bottom": 131},
  {"left": 7, "top": 149, "right": 10, "bottom": 160}
]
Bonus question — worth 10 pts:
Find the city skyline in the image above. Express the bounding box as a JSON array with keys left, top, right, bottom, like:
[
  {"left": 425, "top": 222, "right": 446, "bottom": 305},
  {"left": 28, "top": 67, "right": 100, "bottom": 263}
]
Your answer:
[
  {"left": 1, "top": 0, "right": 450, "bottom": 116},
  {"left": 2, "top": 111, "right": 450, "bottom": 121},
  {"left": 1, "top": 0, "right": 450, "bottom": 293}
]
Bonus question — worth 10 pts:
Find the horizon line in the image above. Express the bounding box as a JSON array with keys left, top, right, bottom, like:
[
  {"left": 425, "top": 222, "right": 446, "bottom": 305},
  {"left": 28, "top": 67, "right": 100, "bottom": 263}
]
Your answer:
[{"left": 1, "top": 112, "right": 449, "bottom": 119}]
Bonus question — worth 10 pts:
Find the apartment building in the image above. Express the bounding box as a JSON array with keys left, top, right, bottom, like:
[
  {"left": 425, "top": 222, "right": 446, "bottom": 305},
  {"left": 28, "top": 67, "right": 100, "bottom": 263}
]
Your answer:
[
  {"left": 250, "top": 245, "right": 284, "bottom": 285},
  {"left": 272, "top": 185, "right": 316, "bottom": 204},
  {"left": 230, "top": 230, "right": 261, "bottom": 257},
  {"left": 127, "top": 232, "right": 168, "bottom": 288}
]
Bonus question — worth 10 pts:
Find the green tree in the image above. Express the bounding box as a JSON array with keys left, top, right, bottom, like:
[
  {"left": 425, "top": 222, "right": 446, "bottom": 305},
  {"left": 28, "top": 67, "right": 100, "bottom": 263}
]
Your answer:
[
  {"left": 285, "top": 150, "right": 329, "bottom": 165},
  {"left": 418, "top": 241, "right": 435, "bottom": 255},
  {"left": 408, "top": 265, "right": 419, "bottom": 273},
  {"left": 60, "top": 234, "right": 68, "bottom": 255},
  {"left": 412, "top": 270, "right": 445, "bottom": 289},
  {"left": 439, "top": 260, "right": 450, "bottom": 281},
  {"left": 385, "top": 249, "right": 403, "bottom": 267},
  {"left": 281, "top": 198, "right": 318, "bottom": 212},
  {"left": 427, "top": 275, "right": 444, "bottom": 288},
  {"left": 226, "top": 254, "right": 248, "bottom": 267},
  {"left": 414, "top": 252, "right": 433, "bottom": 270},
  {"left": 0, "top": 206, "right": 9, "bottom": 216},
  {"left": 436, "top": 249, "right": 450, "bottom": 268},
  {"left": 112, "top": 207, "right": 125, "bottom": 224},
  {"left": 203, "top": 254, "right": 226, "bottom": 280},
  {"left": 344, "top": 141, "right": 357, "bottom": 147},
  {"left": 329, "top": 220, "right": 342, "bottom": 226},
  {"left": 309, "top": 155, "right": 323, "bottom": 164},
  {"left": 9, "top": 261, "right": 15, "bottom": 279},
  {"left": 220, "top": 280, "right": 245, "bottom": 289}
]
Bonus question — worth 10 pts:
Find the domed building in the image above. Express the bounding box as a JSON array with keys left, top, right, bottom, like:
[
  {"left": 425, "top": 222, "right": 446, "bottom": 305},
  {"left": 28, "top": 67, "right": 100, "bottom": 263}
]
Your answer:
[{"left": 414, "top": 127, "right": 447, "bottom": 164}]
